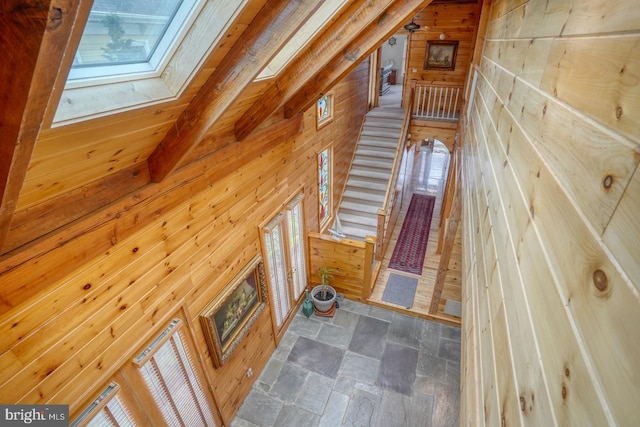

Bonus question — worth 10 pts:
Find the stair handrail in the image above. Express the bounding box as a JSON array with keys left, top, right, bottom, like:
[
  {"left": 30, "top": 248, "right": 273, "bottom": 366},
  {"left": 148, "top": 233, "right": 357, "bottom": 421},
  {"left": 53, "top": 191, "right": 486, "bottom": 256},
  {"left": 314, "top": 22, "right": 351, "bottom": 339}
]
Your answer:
[
  {"left": 381, "top": 88, "right": 413, "bottom": 213},
  {"left": 375, "top": 88, "right": 415, "bottom": 260}
]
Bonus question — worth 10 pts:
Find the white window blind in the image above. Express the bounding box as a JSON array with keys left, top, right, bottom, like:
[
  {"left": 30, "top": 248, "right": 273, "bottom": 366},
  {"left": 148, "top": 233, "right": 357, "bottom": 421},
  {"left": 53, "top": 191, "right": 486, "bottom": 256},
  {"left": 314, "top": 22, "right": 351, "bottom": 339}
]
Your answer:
[
  {"left": 134, "top": 319, "right": 216, "bottom": 427},
  {"left": 72, "top": 383, "right": 135, "bottom": 427},
  {"left": 286, "top": 194, "right": 307, "bottom": 301},
  {"left": 263, "top": 214, "right": 291, "bottom": 328},
  {"left": 262, "top": 193, "right": 308, "bottom": 331}
]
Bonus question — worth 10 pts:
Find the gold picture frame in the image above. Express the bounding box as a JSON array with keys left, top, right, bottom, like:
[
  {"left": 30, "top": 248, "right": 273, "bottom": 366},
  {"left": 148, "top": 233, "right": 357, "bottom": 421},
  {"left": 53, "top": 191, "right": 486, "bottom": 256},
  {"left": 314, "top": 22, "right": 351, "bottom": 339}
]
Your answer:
[
  {"left": 199, "top": 255, "right": 267, "bottom": 368},
  {"left": 424, "top": 40, "right": 459, "bottom": 71}
]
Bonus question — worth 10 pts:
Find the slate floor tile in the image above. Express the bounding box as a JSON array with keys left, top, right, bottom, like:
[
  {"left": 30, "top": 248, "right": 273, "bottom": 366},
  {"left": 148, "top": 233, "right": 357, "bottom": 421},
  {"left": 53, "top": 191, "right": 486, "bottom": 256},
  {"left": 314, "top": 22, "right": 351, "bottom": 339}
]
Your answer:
[
  {"left": 256, "top": 358, "right": 284, "bottom": 392},
  {"left": 376, "top": 390, "right": 412, "bottom": 427},
  {"left": 416, "top": 353, "right": 447, "bottom": 381},
  {"left": 316, "top": 322, "right": 353, "bottom": 349},
  {"left": 318, "top": 391, "right": 350, "bottom": 427},
  {"left": 270, "top": 362, "right": 308, "bottom": 403},
  {"left": 295, "top": 372, "right": 334, "bottom": 415},
  {"left": 343, "top": 388, "right": 381, "bottom": 427},
  {"left": 376, "top": 342, "right": 418, "bottom": 395},
  {"left": 230, "top": 417, "right": 260, "bottom": 427},
  {"left": 432, "top": 381, "right": 460, "bottom": 427},
  {"left": 409, "top": 392, "right": 435, "bottom": 427},
  {"left": 331, "top": 309, "right": 360, "bottom": 331},
  {"left": 235, "top": 389, "right": 283, "bottom": 427},
  {"left": 388, "top": 312, "right": 421, "bottom": 349},
  {"left": 273, "top": 405, "right": 319, "bottom": 427},
  {"left": 287, "top": 336, "right": 345, "bottom": 379},
  {"left": 288, "top": 315, "right": 323, "bottom": 339},
  {"left": 333, "top": 375, "right": 356, "bottom": 395},
  {"left": 339, "top": 352, "right": 380, "bottom": 385},
  {"left": 368, "top": 305, "right": 395, "bottom": 322},
  {"left": 349, "top": 315, "right": 389, "bottom": 359},
  {"left": 339, "top": 298, "right": 371, "bottom": 315},
  {"left": 438, "top": 338, "right": 461, "bottom": 363},
  {"left": 441, "top": 324, "right": 462, "bottom": 341}
]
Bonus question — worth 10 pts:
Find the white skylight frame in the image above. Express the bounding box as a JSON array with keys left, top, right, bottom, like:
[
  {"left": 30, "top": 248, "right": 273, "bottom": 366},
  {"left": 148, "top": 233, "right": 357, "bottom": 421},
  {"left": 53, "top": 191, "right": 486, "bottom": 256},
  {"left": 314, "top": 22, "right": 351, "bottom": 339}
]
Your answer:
[
  {"left": 53, "top": 0, "right": 248, "bottom": 126},
  {"left": 255, "top": 0, "right": 350, "bottom": 81},
  {"left": 67, "top": 0, "right": 202, "bottom": 86}
]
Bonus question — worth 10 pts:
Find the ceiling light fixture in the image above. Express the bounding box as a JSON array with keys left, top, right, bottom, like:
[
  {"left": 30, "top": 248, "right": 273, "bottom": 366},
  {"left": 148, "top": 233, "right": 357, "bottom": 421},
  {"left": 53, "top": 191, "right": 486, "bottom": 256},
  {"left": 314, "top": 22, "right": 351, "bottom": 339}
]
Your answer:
[{"left": 404, "top": 19, "right": 421, "bottom": 33}]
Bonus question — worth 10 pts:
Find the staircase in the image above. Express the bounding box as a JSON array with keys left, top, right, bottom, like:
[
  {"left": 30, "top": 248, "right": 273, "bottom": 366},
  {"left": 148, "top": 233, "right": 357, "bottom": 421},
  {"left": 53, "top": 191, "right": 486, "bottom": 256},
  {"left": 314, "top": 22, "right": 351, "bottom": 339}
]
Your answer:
[{"left": 337, "top": 106, "right": 405, "bottom": 240}]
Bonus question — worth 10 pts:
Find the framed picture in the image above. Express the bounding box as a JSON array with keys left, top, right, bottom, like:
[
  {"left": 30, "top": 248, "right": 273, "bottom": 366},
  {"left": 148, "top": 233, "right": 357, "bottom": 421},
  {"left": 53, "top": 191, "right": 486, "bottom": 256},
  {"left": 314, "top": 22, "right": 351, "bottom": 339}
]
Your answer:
[
  {"left": 318, "top": 145, "right": 332, "bottom": 230},
  {"left": 200, "top": 255, "right": 267, "bottom": 368},
  {"left": 424, "top": 41, "right": 459, "bottom": 70},
  {"left": 316, "top": 91, "right": 334, "bottom": 129}
]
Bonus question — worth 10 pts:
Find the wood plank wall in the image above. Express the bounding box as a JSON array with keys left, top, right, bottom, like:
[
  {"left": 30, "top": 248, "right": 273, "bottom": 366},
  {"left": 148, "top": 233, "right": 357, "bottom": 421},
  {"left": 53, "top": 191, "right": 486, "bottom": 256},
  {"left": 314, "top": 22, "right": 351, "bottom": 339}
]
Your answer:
[
  {"left": 461, "top": 0, "right": 640, "bottom": 426},
  {"left": 405, "top": 2, "right": 481, "bottom": 146},
  {"left": 0, "top": 62, "right": 369, "bottom": 424}
]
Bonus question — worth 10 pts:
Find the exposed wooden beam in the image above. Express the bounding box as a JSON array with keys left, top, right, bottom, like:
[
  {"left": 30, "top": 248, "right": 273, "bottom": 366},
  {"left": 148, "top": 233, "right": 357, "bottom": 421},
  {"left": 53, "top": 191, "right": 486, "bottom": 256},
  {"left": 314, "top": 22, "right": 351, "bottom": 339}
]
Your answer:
[
  {"left": 0, "top": 1, "right": 83, "bottom": 252},
  {"left": 284, "top": 0, "right": 433, "bottom": 119},
  {"left": 147, "top": 0, "right": 323, "bottom": 183},
  {"left": 235, "top": 0, "right": 397, "bottom": 141},
  {"left": 0, "top": 114, "right": 302, "bottom": 312},
  {"left": 3, "top": 164, "right": 150, "bottom": 254}
]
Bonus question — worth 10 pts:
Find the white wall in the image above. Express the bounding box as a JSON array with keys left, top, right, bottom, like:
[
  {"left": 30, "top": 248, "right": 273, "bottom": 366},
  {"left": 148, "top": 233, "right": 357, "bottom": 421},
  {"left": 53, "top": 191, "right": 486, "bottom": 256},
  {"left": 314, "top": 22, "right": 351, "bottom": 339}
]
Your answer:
[{"left": 381, "top": 34, "right": 407, "bottom": 84}]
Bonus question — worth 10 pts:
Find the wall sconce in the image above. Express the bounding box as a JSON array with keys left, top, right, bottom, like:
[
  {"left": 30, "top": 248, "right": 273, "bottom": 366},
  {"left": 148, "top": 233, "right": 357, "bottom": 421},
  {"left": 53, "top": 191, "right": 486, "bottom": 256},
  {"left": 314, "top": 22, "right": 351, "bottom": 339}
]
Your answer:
[{"left": 439, "top": 33, "right": 446, "bottom": 40}]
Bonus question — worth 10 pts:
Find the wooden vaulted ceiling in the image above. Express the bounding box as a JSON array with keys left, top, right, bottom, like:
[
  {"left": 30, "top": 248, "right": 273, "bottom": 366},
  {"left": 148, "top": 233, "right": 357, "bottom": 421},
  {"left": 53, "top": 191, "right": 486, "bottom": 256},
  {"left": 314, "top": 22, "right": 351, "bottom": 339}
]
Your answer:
[{"left": 0, "top": 0, "right": 434, "bottom": 255}]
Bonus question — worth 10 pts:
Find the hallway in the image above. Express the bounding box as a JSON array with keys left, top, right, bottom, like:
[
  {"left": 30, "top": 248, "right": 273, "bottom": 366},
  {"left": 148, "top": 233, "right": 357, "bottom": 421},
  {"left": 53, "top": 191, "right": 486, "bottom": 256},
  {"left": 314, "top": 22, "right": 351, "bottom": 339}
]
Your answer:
[
  {"left": 370, "top": 84, "right": 462, "bottom": 325},
  {"left": 230, "top": 84, "right": 462, "bottom": 427}
]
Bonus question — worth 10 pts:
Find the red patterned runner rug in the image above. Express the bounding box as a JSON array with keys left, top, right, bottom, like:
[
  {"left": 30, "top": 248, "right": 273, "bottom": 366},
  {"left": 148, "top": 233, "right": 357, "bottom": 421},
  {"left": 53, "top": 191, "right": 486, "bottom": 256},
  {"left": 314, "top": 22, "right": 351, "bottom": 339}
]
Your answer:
[{"left": 388, "top": 194, "right": 436, "bottom": 275}]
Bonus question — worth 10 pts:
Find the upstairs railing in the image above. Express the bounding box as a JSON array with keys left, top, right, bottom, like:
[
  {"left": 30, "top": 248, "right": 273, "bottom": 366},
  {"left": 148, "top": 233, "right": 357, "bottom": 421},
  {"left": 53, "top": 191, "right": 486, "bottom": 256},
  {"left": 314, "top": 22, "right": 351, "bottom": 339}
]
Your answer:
[{"left": 412, "top": 82, "right": 463, "bottom": 121}]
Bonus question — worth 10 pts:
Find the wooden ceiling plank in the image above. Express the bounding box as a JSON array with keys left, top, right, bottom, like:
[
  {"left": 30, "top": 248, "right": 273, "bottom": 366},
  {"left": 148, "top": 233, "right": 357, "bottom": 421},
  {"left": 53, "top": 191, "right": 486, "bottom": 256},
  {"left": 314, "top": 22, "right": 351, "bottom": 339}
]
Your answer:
[
  {"left": 283, "top": 0, "right": 434, "bottom": 118},
  {"left": 235, "top": 0, "right": 397, "bottom": 141},
  {"left": 147, "top": 0, "right": 325, "bottom": 183},
  {"left": 0, "top": 0, "right": 82, "bottom": 252}
]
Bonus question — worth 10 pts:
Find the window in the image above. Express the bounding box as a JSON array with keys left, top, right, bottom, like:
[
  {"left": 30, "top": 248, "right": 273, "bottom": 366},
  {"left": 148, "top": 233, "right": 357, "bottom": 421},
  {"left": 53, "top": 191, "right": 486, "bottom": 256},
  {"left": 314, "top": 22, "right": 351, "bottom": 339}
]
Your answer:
[
  {"left": 69, "top": 0, "right": 200, "bottom": 83},
  {"left": 71, "top": 383, "right": 136, "bottom": 427},
  {"left": 71, "top": 318, "right": 219, "bottom": 427},
  {"left": 318, "top": 146, "right": 333, "bottom": 229},
  {"left": 262, "top": 194, "right": 308, "bottom": 336},
  {"left": 134, "top": 319, "right": 216, "bottom": 427},
  {"left": 54, "top": 1, "right": 248, "bottom": 125},
  {"left": 316, "top": 91, "right": 334, "bottom": 129}
]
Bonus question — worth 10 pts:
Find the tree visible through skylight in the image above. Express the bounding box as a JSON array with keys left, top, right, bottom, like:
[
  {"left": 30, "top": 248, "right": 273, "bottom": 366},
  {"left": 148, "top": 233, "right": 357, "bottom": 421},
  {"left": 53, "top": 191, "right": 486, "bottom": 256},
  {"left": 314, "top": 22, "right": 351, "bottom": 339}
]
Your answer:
[{"left": 69, "top": 0, "right": 196, "bottom": 80}]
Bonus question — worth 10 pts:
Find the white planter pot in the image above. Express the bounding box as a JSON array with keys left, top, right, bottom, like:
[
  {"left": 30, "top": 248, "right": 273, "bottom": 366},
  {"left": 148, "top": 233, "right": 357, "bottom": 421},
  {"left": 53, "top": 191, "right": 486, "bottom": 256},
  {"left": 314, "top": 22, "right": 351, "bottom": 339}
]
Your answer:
[{"left": 311, "top": 285, "right": 337, "bottom": 312}]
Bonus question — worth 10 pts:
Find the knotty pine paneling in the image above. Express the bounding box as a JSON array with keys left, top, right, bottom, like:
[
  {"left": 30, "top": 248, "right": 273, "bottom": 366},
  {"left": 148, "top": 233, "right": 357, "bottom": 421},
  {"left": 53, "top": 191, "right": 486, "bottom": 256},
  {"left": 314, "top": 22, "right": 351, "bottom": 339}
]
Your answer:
[
  {"left": 0, "top": 62, "right": 369, "bottom": 424},
  {"left": 462, "top": 1, "right": 640, "bottom": 426},
  {"left": 404, "top": 3, "right": 481, "bottom": 86}
]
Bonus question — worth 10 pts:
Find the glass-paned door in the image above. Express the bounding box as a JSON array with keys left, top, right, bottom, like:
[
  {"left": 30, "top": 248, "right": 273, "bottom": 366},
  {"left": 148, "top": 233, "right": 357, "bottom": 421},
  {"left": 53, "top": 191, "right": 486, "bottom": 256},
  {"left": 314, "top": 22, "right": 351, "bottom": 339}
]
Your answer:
[{"left": 262, "top": 194, "right": 308, "bottom": 336}]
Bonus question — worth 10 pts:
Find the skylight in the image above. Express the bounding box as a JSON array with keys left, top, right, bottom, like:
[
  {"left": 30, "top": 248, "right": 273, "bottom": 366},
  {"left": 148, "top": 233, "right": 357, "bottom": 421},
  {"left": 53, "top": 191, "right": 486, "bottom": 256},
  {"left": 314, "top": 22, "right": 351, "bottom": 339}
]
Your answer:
[
  {"left": 54, "top": 1, "right": 248, "bottom": 125},
  {"left": 68, "top": 0, "right": 199, "bottom": 83},
  {"left": 256, "top": 0, "right": 350, "bottom": 80}
]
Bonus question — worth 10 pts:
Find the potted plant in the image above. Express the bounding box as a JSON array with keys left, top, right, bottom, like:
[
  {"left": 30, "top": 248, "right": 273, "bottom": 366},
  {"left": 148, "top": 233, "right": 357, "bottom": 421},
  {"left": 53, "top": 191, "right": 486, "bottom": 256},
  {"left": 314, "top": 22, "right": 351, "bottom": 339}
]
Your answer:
[{"left": 311, "top": 266, "right": 338, "bottom": 312}]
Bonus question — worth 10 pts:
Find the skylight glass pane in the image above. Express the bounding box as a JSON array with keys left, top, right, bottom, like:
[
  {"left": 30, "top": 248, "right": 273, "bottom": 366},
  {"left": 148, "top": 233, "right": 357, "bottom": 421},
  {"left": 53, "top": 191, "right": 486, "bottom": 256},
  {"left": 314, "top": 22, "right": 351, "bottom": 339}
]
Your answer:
[
  {"left": 68, "top": 0, "right": 202, "bottom": 82},
  {"left": 74, "top": 0, "right": 183, "bottom": 67}
]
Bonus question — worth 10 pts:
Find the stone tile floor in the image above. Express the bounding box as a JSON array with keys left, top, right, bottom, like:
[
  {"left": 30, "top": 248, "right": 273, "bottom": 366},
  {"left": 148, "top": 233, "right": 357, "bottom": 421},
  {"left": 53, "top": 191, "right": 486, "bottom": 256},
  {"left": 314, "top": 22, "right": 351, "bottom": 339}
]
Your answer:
[{"left": 231, "top": 299, "right": 461, "bottom": 427}]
